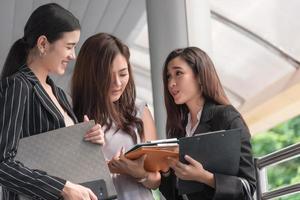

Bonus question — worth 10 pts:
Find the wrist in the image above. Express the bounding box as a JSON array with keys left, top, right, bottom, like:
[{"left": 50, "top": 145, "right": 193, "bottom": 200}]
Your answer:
[
  {"left": 61, "top": 181, "right": 71, "bottom": 197},
  {"left": 202, "top": 170, "right": 215, "bottom": 188}
]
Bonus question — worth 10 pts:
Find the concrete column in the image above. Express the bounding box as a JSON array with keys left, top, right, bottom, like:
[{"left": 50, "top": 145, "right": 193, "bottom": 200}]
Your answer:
[
  {"left": 146, "top": 0, "right": 211, "bottom": 139},
  {"left": 185, "top": 0, "right": 212, "bottom": 55}
]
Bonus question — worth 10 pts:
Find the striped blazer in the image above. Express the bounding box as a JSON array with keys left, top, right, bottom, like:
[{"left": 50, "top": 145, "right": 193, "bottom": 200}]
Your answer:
[{"left": 0, "top": 66, "right": 78, "bottom": 200}]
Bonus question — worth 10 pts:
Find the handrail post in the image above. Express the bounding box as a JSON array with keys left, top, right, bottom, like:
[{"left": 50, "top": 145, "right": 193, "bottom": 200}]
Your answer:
[{"left": 254, "top": 142, "right": 300, "bottom": 200}]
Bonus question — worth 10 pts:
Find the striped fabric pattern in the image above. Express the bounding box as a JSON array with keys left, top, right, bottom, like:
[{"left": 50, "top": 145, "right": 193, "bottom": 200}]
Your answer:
[{"left": 0, "top": 66, "right": 78, "bottom": 200}]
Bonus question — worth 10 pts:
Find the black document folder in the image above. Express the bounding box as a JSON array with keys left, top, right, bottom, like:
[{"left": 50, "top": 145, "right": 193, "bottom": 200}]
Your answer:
[
  {"left": 15, "top": 121, "right": 117, "bottom": 200},
  {"left": 125, "top": 138, "right": 178, "bottom": 154},
  {"left": 178, "top": 128, "right": 241, "bottom": 195}
]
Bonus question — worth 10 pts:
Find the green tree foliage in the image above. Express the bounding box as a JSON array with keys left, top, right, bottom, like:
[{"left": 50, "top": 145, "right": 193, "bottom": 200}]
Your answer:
[{"left": 251, "top": 116, "right": 300, "bottom": 199}]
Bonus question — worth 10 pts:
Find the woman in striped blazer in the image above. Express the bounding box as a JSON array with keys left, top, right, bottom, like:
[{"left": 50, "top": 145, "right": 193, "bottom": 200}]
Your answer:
[{"left": 0, "top": 3, "right": 103, "bottom": 200}]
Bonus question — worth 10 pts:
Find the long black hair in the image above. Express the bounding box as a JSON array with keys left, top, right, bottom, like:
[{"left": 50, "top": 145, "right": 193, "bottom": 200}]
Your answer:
[{"left": 1, "top": 3, "right": 80, "bottom": 79}]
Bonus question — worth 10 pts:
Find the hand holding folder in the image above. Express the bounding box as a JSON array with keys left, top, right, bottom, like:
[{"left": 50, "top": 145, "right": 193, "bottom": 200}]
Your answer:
[
  {"left": 15, "top": 121, "right": 117, "bottom": 199},
  {"left": 177, "top": 128, "right": 242, "bottom": 195},
  {"left": 110, "top": 138, "right": 179, "bottom": 173}
]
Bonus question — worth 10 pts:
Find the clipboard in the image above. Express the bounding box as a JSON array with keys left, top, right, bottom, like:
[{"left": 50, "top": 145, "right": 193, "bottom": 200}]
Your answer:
[
  {"left": 15, "top": 121, "right": 117, "bottom": 200},
  {"left": 178, "top": 128, "right": 241, "bottom": 195}
]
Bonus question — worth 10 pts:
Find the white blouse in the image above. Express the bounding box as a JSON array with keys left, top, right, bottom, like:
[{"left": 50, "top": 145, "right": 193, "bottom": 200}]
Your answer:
[{"left": 185, "top": 109, "right": 203, "bottom": 137}]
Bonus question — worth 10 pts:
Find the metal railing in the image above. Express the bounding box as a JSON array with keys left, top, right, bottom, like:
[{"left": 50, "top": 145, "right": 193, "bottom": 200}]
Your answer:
[{"left": 255, "top": 142, "right": 300, "bottom": 200}]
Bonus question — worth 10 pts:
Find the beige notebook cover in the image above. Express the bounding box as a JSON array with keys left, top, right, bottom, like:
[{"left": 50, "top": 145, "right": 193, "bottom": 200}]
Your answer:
[{"left": 15, "top": 121, "right": 117, "bottom": 199}]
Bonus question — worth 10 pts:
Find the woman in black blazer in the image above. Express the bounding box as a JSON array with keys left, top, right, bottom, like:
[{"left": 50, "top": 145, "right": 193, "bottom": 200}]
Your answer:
[
  {"left": 159, "top": 47, "right": 256, "bottom": 200},
  {"left": 0, "top": 3, "right": 103, "bottom": 200}
]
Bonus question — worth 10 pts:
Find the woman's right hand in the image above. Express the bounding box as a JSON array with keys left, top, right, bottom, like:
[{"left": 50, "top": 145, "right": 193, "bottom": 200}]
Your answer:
[{"left": 62, "top": 181, "right": 98, "bottom": 200}]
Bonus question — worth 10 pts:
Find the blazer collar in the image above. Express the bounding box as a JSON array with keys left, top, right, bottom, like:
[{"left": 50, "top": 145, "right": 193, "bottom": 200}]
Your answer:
[
  {"left": 194, "top": 100, "right": 216, "bottom": 134},
  {"left": 20, "top": 66, "right": 77, "bottom": 125},
  {"left": 19, "top": 65, "right": 39, "bottom": 83},
  {"left": 47, "top": 77, "right": 78, "bottom": 124},
  {"left": 200, "top": 100, "right": 216, "bottom": 123}
]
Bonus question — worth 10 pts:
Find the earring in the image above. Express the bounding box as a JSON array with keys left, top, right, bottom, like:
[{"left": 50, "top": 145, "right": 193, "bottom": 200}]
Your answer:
[{"left": 39, "top": 49, "right": 46, "bottom": 57}]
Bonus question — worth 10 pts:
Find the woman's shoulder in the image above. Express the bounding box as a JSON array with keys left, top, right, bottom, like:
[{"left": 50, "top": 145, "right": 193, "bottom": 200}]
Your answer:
[
  {"left": 205, "top": 102, "right": 241, "bottom": 123},
  {"left": 202, "top": 101, "right": 251, "bottom": 137},
  {"left": 135, "top": 99, "right": 147, "bottom": 118},
  {"left": 0, "top": 72, "right": 30, "bottom": 91},
  {"left": 0, "top": 74, "right": 31, "bottom": 102},
  {"left": 214, "top": 104, "right": 239, "bottom": 116}
]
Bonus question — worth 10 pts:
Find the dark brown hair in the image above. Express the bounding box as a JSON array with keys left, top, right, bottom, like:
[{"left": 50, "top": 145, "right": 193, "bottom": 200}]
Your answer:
[
  {"left": 71, "top": 33, "right": 143, "bottom": 143},
  {"left": 163, "top": 47, "right": 230, "bottom": 138}
]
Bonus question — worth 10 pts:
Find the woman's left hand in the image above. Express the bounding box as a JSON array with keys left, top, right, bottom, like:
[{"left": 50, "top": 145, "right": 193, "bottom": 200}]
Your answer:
[
  {"left": 83, "top": 115, "right": 105, "bottom": 145},
  {"left": 167, "top": 155, "right": 215, "bottom": 187},
  {"left": 108, "top": 147, "right": 164, "bottom": 189},
  {"left": 109, "top": 147, "right": 148, "bottom": 179}
]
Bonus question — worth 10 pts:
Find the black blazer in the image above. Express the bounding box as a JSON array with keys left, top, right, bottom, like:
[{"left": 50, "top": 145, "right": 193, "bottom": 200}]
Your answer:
[
  {"left": 160, "top": 101, "right": 256, "bottom": 200},
  {"left": 0, "top": 66, "right": 78, "bottom": 200}
]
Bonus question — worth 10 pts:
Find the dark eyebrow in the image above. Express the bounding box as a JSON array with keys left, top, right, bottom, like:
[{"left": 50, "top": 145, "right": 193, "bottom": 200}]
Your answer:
[
  {"left": 119, "top": 67, "right": 128, "bottom": 72},
  {"left": 170, "top": 66, "right": 182, "bottom": 70},
  {"left": 66, "top": 42, "right": 76, "bottom": 46}
]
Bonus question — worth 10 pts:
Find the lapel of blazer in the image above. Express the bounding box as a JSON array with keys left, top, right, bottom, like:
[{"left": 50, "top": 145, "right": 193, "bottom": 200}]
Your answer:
[
  {"left": 47, "top": 77, "right": 78, "bottom": 123},
  {"left": 194, "top": 100, "right": 216, "bottom": 134},
  {"left": 20, "top": 66, "right": 66, "bottom": 126}
]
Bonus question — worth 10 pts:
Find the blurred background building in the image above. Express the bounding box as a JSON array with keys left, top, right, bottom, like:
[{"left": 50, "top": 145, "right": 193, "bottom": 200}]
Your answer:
[
  {"left": 0, "top": 1, "right": 299, "bottom": 199},
  {"left": 1, "top": 0, "right": 300, "bottom": 137}
]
